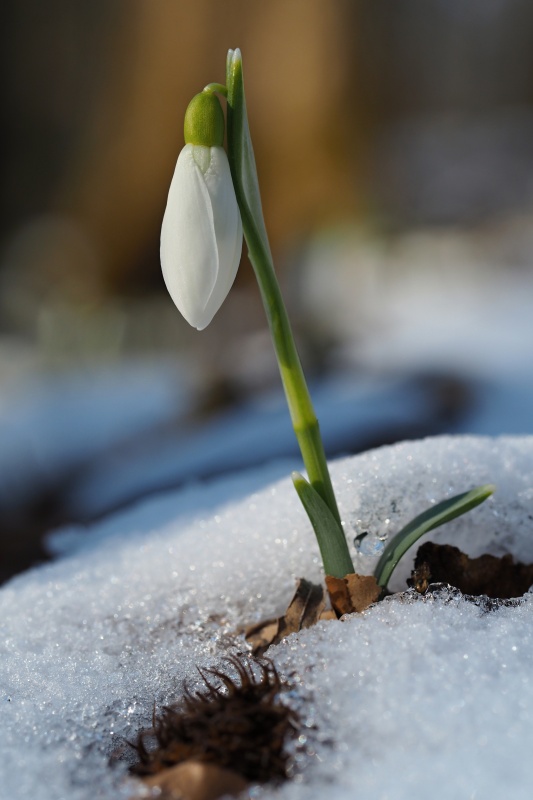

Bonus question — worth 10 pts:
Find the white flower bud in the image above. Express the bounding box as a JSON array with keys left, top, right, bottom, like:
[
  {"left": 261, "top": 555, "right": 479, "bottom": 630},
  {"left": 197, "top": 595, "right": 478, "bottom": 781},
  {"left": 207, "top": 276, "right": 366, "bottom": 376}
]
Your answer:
[{"left": 160, "top": 144, "right": 242, "bottom": 330}]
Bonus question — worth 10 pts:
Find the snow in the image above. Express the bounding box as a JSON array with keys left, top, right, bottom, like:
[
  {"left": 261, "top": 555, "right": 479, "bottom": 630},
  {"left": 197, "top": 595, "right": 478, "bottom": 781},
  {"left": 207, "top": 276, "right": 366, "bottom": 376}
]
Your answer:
[
  {"left": 1, "top": 435, "right": 533, "bottom": 799},
  {"left": 0, "top": 360, "right": 190, "bottom": 510},
  {"left": 61, "top": 373, "right": 434, "bottom": 520},
  {"left": 302, "top": 225, "right": 533, "bottom": 381}
]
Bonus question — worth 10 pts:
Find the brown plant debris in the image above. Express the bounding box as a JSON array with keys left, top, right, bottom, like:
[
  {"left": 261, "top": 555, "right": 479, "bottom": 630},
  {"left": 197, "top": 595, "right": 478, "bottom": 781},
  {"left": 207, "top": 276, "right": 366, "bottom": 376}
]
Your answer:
[
  {"left": 325, "top": 573, "right": 382, "bottom": 616},
  {"left": 129, "top": 657, "right": 298, "bottom": 799},
  {"left": 411, "top": 542, "right": 533, "bottom": 599},
  {"left": 141, "top": 760, "right": 249, "bottom": 800},
  {"left": 245, "top": 578, "right": 335, "bottom": 656}
]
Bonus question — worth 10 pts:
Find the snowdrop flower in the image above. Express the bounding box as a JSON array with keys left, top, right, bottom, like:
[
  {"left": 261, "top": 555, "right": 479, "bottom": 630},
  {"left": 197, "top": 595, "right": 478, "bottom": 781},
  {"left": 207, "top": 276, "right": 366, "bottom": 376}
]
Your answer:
[{"left": 160, "top": 90, "right": 242, "bottom": 330}]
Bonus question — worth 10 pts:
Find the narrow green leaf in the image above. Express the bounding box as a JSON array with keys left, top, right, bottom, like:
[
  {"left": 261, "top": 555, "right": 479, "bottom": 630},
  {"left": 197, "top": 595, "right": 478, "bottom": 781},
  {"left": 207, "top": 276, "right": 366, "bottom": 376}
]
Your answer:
[
  {"left": 226, "top": 48, "right": 272, "bottom": 258},
  {"left": 374, "top": 484, "right": 495, "bottom": 590},
  {"left": 292, "top": 472, "right": 354, "bottom": 579}
]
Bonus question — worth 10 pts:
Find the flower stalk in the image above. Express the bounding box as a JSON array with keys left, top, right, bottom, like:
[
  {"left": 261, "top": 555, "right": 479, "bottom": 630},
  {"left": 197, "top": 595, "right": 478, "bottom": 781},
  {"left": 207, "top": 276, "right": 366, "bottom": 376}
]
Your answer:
[{"left": 225, "top": 49, "right": 354, "bottom": 578}]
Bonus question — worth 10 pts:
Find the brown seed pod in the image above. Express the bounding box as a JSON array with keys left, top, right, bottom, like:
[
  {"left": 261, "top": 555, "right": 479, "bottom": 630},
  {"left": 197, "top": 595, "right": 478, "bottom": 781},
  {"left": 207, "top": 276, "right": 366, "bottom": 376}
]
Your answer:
[{"left": 129, "top": 657, "right": 298, "bottom": 784}]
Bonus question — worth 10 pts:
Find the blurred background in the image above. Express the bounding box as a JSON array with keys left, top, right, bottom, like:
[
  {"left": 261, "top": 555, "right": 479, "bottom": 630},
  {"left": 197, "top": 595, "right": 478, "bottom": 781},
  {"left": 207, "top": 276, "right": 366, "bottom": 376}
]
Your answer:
[{"left": 2, "top": 0, "right": 533, "bottom": 581}]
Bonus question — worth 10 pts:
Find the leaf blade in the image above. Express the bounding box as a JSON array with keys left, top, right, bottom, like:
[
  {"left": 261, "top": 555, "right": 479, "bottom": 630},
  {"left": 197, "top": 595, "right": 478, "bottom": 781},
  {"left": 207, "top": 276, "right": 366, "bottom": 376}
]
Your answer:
[
  {"left": 226, "top": 48, "right": 271, "bottom": 258},
  {"left": 292, "top": 472, "right": 354, "bottom": 579},
  {"left": 374, "top": 484, "right": 495, "bottom": 590}
]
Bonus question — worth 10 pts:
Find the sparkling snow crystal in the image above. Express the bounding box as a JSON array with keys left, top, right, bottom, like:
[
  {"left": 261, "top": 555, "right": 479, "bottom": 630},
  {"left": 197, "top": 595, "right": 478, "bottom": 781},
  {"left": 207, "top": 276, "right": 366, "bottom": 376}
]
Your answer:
[{"left": 1, "top": 435, "right": 533, "bottom": 799}]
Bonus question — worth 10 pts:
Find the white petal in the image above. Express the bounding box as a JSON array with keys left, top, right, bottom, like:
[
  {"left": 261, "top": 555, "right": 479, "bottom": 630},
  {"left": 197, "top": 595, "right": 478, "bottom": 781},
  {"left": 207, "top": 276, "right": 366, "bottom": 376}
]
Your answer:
[
  {"left": 160, "top": 145, "right": 242, "bottom": 330},
  {"left": 160, "top": 145, "right": 218, "bottom": 328},
  {"left": 195, "top": 148, "right": 243, "bottom": 329}
]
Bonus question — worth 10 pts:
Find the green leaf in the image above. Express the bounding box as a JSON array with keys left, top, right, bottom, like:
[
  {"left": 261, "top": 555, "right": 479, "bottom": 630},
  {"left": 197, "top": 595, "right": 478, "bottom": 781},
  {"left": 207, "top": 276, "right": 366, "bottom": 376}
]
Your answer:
[
  {"left": 226, "top": 48, "right": 272, "bottom": 258},
  {"left": 292, "top": 472, "right": 354, "bottom": 579},
  {"left": 373, "top": 484, "right": 495, "bottom": 591}
]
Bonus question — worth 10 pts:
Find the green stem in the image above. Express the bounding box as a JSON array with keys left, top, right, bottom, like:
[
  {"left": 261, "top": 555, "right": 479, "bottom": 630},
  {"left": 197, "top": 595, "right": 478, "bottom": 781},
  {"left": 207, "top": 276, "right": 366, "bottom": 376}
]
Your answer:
[
  {"left": 225, "top": 49, "right": 343, "bottom": 534},
  {"left": 244, "top": 203, "right": 341, "bottom": 524},
  {"left": 203, "top": 83, "right": 228, "bottom": 97}
]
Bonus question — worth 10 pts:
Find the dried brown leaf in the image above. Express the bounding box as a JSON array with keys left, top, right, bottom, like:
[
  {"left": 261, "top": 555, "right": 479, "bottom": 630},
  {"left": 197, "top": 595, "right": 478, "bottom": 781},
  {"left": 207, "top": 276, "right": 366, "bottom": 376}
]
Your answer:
[
  {"left": 243, "top": 618, "right": 280, "bottom": 656},
  {"left": 245, "top": 578, "right": 326, "bottom": 656},
  {"left": 413, "top": 542, "right": 533, "bottom": 599},
  {"left": 326, "top": 573, "right": 382, "bottom": 616},
  {"left": 278, "top": 577, "right": 326, "bottom": 635}
]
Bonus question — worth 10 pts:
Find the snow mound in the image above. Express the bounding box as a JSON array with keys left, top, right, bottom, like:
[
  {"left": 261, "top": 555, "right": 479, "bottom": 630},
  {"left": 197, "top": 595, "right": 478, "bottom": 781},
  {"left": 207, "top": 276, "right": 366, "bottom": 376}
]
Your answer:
[{"left": 1, "top": 435, "right": 533, "bottom": 800}]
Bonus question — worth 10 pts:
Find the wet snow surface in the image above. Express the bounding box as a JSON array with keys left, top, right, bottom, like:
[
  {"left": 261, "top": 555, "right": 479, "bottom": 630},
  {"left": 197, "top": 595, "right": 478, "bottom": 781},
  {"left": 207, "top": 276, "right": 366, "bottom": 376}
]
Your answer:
[{"left": 2, "top": 435, "right": 533, "bottom": 800}]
